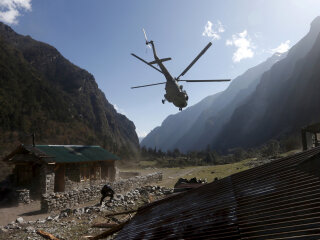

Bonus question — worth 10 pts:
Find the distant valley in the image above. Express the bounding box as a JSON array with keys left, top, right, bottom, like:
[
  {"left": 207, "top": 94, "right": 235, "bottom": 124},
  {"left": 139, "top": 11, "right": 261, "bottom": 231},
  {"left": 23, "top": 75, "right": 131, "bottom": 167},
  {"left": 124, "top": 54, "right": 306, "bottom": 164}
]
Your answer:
[{"left": 142, "top": 16, "right": 320, "bottom": 153}]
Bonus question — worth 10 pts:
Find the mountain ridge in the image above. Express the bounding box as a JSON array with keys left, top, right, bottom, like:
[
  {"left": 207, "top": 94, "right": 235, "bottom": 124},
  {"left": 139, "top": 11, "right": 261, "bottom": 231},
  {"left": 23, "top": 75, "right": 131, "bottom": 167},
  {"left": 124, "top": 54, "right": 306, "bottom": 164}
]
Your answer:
[
  {"left": 142, "top": 16, "right": 320, "bottom": 153},
  {"left": 142, "top": 51, "right": 286, "bottom": 152},
  {"left": 215, "top": 28, "right": 320, "bottom": 150},
  {"left": 0, "top": 22, "right": 138, "bottom": 157}
]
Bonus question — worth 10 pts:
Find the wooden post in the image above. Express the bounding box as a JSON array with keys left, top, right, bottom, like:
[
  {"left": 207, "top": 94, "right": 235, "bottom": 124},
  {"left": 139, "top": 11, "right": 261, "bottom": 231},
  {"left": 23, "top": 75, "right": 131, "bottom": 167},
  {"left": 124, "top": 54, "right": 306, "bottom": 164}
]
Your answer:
[
  {"left": 36, "top": 230, "right": 60, "bottom": 240},
  {"left": 301, "top": 129, "right": 308, "bottom": 151},
  {"left": 315, "top": 133, "right": 319, "bottom": 147}
]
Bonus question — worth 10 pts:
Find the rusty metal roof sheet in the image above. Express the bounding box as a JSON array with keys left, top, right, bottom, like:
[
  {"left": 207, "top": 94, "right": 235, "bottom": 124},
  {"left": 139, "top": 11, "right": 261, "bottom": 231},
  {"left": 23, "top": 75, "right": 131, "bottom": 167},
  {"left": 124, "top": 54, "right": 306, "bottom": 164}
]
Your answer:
[{"left": 116, "top": 146, "right": 320, "bottom": 240}]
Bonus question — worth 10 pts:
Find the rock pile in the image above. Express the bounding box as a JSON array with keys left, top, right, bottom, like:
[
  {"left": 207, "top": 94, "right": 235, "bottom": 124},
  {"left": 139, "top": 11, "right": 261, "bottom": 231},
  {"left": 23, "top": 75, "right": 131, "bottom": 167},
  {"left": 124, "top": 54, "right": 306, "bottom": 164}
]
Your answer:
[
  {"left": 16, "top": 189, "right": 30, "bottom": 204},
  {"left": 57, "top": 185, "right": 173, "bottom": 216},
  {"left": 0, "top": 185, "right": 173, "bottom": 240},
  {"left": 41, "top": 172, "right": 163, "bottom": 212},
  {"left": 174, "top": 177, "right": 207, "bottom": 187}
]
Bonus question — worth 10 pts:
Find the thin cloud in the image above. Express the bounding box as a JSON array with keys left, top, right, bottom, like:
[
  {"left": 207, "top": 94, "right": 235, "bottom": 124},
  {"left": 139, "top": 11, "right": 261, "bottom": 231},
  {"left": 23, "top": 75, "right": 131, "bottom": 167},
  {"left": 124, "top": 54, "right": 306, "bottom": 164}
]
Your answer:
[
  {"left": 202, "top": 20, "right": 225, "bottom": 40},
  {"left": 271, "top": 40, "right": 291, "bottom": 54},
  {"left": 226, "top": 30, "right": 254, "bottom": 62},
  {"left": 136, "top": 130, "right": 148, "bottom": 138},
  {"left": 114, "top": 104, "right": 126, "bottom": 115},
  {"left": 0, "top": 0, "right": 31, "bottom": 25}
]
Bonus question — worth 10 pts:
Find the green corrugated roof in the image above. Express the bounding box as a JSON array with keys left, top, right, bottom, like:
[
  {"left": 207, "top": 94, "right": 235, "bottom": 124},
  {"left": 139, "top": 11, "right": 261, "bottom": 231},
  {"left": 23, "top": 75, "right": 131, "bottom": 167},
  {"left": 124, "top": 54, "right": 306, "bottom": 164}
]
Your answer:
[{"left": 35, "top": 145, "right": 120, "bottom": 163}]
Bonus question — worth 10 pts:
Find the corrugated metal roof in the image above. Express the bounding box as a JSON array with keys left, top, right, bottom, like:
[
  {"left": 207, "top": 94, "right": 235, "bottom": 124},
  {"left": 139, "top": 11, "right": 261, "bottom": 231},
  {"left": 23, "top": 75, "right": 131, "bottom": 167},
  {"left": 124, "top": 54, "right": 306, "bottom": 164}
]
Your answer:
[
  {"left": 116, "top": 147, "right": 320, "bottom": 240},
  {"left": 3, "top": 145, "right": 120, "bottom": 163},
  {"left": 35, "top": 145, "right": 120, "bottom": 163}
]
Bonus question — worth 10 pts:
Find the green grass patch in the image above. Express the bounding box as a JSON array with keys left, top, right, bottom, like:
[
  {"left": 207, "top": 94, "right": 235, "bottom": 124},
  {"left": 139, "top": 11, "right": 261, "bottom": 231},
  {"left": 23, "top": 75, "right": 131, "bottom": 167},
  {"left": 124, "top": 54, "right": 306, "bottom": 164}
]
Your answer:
[
  {"left": 180, "top": 158, "right": 254, "bottom": 182},
  {"left": 279, "top": 149, "right": 301, "bottom": 157},
  {"left": 138, "top": 160, "right": 157, "bottom": 167}
]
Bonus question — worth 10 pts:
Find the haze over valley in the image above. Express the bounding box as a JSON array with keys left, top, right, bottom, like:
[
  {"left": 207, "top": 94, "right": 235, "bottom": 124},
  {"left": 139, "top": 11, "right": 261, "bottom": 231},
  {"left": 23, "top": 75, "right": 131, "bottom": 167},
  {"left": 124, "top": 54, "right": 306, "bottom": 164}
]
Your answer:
[
  {"left": 142, "top": 16, "right": 320, "bottom": 153},
  {"left": 2, "top": 2, "right": 320, "bottom": 239}
]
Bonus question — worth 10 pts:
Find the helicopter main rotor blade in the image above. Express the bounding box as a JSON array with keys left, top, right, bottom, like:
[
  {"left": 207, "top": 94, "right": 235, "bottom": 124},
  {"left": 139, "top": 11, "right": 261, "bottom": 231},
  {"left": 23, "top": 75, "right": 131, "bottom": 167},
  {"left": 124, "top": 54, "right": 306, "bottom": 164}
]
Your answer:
[
  {"left": 131, "top": 53, "right": 163, "bottom": 74},
  {"left": 131, "top": 82, "right": 166, "bottom": 89},
  {"left": 178, "top": 79, "right": 231, "bottom": 82},
  {"left": 177, "top": 42, "right": 212, "bottom": 79}
]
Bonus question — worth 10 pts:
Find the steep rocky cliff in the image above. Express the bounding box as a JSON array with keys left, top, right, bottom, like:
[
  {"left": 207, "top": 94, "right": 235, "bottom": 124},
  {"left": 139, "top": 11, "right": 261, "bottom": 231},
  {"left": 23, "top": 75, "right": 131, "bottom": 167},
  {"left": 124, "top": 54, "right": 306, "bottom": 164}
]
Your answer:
[
  {"left": 0, "top": 22, "right": 139, "bottom": 158},
  {"left": 214, "top": 17, "right": 320, "bottom": 150},
  {"left": 142, "top": 16, "right": 320, "bottom": 153}
]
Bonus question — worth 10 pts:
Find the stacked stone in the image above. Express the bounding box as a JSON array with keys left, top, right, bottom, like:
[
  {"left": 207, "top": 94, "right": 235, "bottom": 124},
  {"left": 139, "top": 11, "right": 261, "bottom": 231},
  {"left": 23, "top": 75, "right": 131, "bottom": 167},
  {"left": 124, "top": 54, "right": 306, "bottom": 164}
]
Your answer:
[
  {"left": 41, "top": 172, "right": 163, "bottom": 212},
  {"left": 40, "top": 164, "right": 55, "bottom": 195},
  {"left": 16, "top": 189, "right": 30, "bottom": 204},
  {"left": 57, "top": 185, "right": 174, "bottom": 217},
  {"left": 114, "top": 185, "right": 173, "bottom": 207},
  {"left": 111, "top": 172, "right": 163, "bottom": 192}
]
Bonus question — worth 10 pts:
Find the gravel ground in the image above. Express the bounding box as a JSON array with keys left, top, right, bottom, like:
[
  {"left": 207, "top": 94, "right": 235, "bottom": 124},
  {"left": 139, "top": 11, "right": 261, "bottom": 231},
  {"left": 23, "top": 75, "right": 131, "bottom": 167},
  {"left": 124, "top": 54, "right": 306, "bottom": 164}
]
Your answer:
[{"left": 0, "top": 185, "right": 173, "bottom": 240}]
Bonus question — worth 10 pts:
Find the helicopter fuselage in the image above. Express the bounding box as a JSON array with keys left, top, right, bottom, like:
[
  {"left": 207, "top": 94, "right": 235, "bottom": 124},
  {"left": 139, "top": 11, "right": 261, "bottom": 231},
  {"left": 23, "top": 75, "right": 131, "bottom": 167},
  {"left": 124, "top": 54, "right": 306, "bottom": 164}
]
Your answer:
[
  {"left": 131, "top": 34, "right": 230, "bottom": 111},
  {"left": 149, "top": 41, "right": 188, "bottom": 109}
]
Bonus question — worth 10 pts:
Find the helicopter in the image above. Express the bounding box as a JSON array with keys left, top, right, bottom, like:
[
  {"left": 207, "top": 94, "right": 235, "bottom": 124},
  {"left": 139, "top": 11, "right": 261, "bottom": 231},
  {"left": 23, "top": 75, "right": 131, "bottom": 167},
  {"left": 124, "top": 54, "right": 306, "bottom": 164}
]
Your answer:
[{"left": 131, "top": 29, "right": 230, "bottom": 111}]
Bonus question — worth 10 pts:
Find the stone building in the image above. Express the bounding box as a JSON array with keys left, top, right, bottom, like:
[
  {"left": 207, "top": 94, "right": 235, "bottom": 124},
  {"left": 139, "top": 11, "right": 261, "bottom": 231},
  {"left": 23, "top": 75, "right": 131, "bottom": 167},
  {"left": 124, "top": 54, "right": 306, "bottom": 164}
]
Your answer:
[
  {"left": 3, "top": 145, "right": 119, "bottom": 199},
  {"left": 301, "top": 122, "right": 320, "bottom": 150}
]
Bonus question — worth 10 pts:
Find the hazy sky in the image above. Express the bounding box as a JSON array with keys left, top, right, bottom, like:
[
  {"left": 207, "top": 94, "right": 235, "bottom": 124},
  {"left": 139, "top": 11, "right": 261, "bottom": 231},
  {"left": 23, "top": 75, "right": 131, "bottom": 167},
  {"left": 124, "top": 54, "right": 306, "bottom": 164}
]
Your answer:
[{"left": 2, "top": 0, "right": 320, "bottom": 137}]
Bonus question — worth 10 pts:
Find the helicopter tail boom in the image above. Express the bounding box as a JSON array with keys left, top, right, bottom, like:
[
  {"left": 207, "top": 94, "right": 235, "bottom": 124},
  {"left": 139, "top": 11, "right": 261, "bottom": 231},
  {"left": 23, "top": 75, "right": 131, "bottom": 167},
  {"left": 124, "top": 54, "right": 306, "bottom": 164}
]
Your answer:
[
  {"left": 131, "top": 53, "right": 163, "bottom": 74},
  {"left": 149, "top": 57, "right": 172, "bottom": 65}
]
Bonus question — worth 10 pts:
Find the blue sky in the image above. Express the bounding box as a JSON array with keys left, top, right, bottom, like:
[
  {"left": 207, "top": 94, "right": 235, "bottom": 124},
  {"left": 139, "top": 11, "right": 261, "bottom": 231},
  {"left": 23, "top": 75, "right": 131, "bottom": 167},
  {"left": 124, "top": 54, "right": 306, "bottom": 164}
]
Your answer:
[{"left": 1, "top": 0, "right": 320, "bottom": 137}]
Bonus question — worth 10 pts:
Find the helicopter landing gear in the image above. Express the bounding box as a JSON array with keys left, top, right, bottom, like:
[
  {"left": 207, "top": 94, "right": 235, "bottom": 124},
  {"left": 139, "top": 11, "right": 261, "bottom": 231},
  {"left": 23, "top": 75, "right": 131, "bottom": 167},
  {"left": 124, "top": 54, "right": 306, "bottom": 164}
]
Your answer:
[
  {"left": 179, "top": 107, "right": 182, "bottom": 111},
  {"left": 162, "top": 99, "right": 165, "bottom": 104}
]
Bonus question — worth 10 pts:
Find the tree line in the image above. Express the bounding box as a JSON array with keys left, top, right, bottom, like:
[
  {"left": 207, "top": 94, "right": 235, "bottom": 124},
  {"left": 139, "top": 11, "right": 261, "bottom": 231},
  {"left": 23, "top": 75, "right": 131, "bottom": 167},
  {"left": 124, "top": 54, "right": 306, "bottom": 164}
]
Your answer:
[{"left": 140, "top": 135, "right": 301, "bottom": 168}]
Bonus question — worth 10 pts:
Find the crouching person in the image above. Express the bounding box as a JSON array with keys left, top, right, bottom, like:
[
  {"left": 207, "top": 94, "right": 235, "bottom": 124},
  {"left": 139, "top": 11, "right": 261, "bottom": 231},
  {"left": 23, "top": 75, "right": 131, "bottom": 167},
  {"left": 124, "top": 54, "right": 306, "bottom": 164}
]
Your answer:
[{"left": 100, "top": 184, "right": 114, "bottom": 206}]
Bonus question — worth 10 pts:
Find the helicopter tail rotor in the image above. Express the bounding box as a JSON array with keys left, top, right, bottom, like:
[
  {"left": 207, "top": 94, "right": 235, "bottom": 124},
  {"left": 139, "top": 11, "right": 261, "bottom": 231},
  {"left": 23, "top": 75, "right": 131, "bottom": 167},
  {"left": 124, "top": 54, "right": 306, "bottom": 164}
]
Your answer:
[{"left": 142, "top": 28, "right": 151, "bottom": 49}]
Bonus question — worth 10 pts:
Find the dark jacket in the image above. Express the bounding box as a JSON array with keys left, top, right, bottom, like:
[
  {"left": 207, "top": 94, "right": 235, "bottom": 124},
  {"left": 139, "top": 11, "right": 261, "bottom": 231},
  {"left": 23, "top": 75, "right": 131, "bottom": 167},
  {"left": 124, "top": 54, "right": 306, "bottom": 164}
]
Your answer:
[{"left": 101, "top": 185, "right": 114, "bottom": 195}]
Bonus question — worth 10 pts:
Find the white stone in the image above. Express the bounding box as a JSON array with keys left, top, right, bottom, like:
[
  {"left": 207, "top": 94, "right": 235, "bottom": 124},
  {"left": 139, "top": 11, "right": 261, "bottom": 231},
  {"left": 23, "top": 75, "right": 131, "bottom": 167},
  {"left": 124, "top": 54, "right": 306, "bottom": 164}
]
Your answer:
[
  {"left": 0, "top": 227, "right": 8, "bottom": 233},
  {"left": 16, "top": 217, "right": 24, "bottom": 224},
  {"left": 25, "top": 226, "right": 35, "bottom": 233}
]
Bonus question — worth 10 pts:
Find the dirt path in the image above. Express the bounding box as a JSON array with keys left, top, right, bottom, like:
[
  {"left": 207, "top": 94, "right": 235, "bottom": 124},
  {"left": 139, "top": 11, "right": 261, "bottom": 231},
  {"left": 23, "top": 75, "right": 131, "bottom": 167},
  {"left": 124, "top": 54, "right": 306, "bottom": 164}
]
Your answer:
[{"left": 0, "top": 201, "right": 53, "bottom": 226}]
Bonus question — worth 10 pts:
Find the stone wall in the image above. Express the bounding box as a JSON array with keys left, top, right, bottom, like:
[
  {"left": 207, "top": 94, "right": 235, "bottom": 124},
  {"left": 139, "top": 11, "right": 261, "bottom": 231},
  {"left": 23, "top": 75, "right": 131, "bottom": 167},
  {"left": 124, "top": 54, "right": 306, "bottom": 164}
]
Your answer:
[
  {"left": 41, "top": 172, "right": 162, "bottom": 212},
  {"left": 65, "top": 164, "right": 80, "bottom": 192},
  {"left": 64, "top": 162, "right": 116, "bottom": 192},
  {"left": 40, "top": 164, "right": 55, "bottom": 194},
  {"left": 119, "top": 171, "right": 140, "bottom": 179}
]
